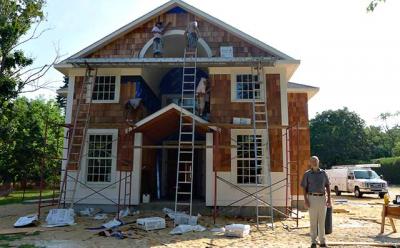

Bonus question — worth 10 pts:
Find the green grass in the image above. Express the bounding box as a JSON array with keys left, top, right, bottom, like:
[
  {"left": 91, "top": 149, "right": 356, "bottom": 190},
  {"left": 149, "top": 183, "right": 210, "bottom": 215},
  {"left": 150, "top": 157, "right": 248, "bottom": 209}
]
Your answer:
[
  {"left": 0, "top": 232, "right": 41, "bottom": 248},
  {"left": 373, "top": 156, "right": 400, "bottom": 164},
  {"left": 0, "top": 190, "right": 58, "bottom": 206}
]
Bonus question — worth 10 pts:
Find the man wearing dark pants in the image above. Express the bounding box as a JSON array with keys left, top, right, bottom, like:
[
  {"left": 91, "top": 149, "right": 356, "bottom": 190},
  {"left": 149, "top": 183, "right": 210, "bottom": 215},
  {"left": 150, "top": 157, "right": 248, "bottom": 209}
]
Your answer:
[{"left": 301, "top": 156, "right": 332, "bottom": 248}]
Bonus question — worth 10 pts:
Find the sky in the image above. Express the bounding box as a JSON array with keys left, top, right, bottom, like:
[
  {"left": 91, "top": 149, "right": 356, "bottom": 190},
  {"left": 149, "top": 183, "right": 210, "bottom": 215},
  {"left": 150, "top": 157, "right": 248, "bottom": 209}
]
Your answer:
[{"left": 21, "top": 0, "right": 400, "bottom": 126}]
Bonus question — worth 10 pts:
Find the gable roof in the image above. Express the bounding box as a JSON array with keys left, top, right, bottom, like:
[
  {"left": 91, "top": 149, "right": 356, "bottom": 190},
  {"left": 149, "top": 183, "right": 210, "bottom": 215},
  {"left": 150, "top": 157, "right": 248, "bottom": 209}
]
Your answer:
[{"left": 67, "top": 0, "right": 295, "bottom": 61}]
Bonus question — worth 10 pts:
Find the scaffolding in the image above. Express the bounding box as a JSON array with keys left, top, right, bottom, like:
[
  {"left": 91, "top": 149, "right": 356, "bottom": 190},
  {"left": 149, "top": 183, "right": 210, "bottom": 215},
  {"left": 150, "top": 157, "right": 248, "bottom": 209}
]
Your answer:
[{"left": 37, "top": 57, "right": 303, "bottom": 228}]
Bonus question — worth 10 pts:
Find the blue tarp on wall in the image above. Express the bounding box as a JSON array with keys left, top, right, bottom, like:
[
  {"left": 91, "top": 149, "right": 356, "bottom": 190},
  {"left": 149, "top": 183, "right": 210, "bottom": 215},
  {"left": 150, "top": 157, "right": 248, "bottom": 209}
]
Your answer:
[{"left": 121, "top": 76, "right": 161, "bottom": 113}]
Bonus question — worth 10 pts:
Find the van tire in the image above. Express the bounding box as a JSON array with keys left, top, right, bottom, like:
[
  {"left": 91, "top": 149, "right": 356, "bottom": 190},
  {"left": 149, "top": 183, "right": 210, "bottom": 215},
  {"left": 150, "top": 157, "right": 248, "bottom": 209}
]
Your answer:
[
  {"left": 379, "top": 193, "right": 385, "bottom": 199},
  {"left": 354, "top": 187, "right": 363, "bottom": 198},
  {"left": 334, "top": 186, "right": 341, "bottom": 196}
]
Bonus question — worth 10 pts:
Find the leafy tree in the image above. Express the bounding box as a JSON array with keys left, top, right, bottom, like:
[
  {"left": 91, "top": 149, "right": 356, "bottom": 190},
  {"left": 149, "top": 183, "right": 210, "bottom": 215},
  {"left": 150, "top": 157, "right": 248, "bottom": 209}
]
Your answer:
[
  {"left": 56, "top": 76, "right": 69, "bottom": 109},
  {"left": 365, "top": 125, "right": 392, "bottom": 159},
  {"left": 0, "top": 0, "right": 51, "bottom": 107},
  {"left": 0, "top": 97, "right": 63, "bottom": 185},
  {"left": 367, "top": 0, "right": 386, "bottom": 12},
  {"left": 393, "top": 142, "right": 400, "bottom": 157},
  {"left": 310, "top": 108, "right": 370, "bottom": 167}
]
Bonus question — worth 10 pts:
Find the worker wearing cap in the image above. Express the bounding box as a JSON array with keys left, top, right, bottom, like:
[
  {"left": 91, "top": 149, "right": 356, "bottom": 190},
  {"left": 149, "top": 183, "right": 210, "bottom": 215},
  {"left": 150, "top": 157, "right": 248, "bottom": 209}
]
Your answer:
[{"left": 301, "top": 156, "right": 332, "bottom": 248}]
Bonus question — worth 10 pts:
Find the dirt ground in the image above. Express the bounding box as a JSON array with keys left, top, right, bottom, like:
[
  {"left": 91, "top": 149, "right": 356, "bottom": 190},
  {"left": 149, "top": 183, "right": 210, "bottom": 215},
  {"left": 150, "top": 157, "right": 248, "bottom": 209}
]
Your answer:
[{"left": 1, "top": 187, "right": 399, "bottom": 248}]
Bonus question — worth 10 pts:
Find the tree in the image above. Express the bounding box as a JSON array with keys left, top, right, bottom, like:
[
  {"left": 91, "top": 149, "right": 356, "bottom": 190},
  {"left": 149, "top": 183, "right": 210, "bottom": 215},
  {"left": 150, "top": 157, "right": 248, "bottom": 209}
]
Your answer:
[
  {"left": 367, "top": 0, "right": 386, "bottom": 12},
  {"left": 365, "top": 125, "right": 392, "bottom": 159},
  {"left": 0, "top": 0, "right": 59, "bottom": 109},
  {"left": 0, "top": 97, "right": 63, "bottom": 185},
  {"left": 310, "top": 108, "right": 370, "bottom": 167},
  {"left": 56, "top": 76, "right": 69, "bottom": 109}
]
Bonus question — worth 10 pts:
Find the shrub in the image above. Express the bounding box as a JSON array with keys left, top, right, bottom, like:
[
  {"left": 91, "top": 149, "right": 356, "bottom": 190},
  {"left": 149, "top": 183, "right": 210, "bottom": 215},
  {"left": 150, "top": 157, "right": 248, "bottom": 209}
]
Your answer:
[{"left": 373, "top": 157, "right": 400, "bottom": 185}]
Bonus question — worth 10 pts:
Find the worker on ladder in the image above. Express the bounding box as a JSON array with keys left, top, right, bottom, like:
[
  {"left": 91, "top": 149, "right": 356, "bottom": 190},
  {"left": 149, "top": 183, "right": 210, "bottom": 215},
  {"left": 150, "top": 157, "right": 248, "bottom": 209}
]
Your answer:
[{"left": 185, "top": 21, "right": 200, "bottom": 49}]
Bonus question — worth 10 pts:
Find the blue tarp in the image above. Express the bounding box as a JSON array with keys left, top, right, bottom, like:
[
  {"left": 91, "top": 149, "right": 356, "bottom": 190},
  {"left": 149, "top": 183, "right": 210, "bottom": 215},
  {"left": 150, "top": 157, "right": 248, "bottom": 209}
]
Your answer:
[
  {"left": 159, "top": 68, "right": 208, "bottom": 95},
  {"left": 166, "top": 6, "right": 187, "bottom": 14},
  {"left": 121, "top": 76, "right": 161, "bottom": 113}
]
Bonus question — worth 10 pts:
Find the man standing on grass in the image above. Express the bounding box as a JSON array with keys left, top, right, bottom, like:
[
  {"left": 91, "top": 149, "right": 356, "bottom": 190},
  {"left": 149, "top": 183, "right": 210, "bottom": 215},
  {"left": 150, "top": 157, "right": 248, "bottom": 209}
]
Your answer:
[{"left": 301, "top": 156, "right": 332, "bottom": 248}]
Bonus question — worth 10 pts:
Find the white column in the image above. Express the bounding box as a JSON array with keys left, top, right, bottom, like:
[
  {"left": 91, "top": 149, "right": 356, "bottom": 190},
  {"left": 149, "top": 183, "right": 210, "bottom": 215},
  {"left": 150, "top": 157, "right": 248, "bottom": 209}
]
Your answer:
[
  {"left": 205, "top": 132, "right": 214, "bottom": 206},
  {"left": 132, "top": 132, "right": 143, "bottom": 205}
]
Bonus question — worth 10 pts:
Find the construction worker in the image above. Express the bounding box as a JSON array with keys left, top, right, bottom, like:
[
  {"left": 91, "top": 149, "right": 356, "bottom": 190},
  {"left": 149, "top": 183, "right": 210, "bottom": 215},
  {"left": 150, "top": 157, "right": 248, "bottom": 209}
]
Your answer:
[
  {"left": 185, "top": 21, "right": 200, "bottom": 49},
  {"left": 151, "top": 21, "right": 169, "bottom": 57},
  {"left": 301, "top": 156, "right": 332, "bottom": 248}
]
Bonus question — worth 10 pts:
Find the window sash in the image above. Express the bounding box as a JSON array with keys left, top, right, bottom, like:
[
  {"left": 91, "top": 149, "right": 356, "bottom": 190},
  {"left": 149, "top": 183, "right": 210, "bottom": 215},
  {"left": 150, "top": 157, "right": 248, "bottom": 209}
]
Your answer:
[
  {"left": 86, "top": 134, "right": 113, "bottom": 183},
  {"left": 236, "top": 134, "right": 264, "bottom": 184},
  {"left": 92, "top": 76, "right": 116, "bottom": 101},
  {"left": 235, "top": 74, "right": 261, "bottom": 100}
]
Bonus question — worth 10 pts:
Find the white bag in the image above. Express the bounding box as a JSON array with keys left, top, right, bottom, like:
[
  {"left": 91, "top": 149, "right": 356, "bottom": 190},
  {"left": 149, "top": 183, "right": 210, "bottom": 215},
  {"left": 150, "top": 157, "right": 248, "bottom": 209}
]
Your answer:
[
  {"left": 14, "top": 214, "right": 38, "bottom": 227},
  {"left": 224, "top": 224, "right": 251, "bottom": 238},
  {"left": 45, "top": 209, "right": 75, "bottom": 227}
]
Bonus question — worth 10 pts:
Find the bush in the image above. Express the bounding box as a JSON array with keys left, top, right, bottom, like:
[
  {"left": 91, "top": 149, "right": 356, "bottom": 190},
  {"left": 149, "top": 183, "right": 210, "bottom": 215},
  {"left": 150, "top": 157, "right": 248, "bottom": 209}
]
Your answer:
[{"left": 373, "top": 157, "right": 400, "bottom": 185}]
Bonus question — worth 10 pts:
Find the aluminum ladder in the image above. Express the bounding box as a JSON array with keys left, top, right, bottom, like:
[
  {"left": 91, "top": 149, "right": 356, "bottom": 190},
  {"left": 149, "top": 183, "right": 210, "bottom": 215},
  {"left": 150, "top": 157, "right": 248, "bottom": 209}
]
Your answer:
[
  {"left": 174, "top": 48, "right": 198, "bottom": 216},
  {"left": 58, "top": 67, "right": 98, "bottom": 208},
  {"left": 250, "top": 62, "right": 274, "bottom": 228}
]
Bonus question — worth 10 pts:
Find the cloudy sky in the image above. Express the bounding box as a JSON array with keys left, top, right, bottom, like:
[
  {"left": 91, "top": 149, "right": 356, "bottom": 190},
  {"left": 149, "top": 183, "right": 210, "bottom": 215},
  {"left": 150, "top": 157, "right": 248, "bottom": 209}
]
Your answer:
[{"left": 21, "top": 0, "right": 399, "bottom": 125}]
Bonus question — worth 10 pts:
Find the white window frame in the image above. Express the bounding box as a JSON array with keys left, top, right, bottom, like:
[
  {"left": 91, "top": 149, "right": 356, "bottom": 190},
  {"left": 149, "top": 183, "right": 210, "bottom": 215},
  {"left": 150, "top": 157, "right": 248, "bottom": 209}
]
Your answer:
[
  {"left": 83, "top": 129, "right": 118, "bottom": 186},
  {"left": 86, "top": 75, "right": 121, "bottom": 103},
  {"left": 231, "top": 129, "right": 267, "bottom": 186},
  {"left": 231, "top": 72, "right": 265, "bottom": 103}
]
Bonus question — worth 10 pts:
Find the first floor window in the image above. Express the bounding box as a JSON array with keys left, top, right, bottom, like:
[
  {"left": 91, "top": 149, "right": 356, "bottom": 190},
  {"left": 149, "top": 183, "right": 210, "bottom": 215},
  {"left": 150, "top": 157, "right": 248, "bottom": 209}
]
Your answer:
[
  {"left": 236, "top": 134, "right": 264, "bottom": 184},
  {"left": 92, "top": 76, "right": 116, "bottom": 101},
  {"left": 87, "top": 134, "right": 113, "bottom": 182},
  {"left": 235, "top": 74, "right": 261, "bottom": 100}
]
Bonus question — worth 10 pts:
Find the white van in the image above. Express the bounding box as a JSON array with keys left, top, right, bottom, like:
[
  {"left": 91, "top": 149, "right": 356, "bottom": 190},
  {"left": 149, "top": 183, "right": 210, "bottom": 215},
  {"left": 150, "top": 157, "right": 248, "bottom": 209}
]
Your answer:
[{"left": 325, "top": 164, "right": 388, "bottom": 198}]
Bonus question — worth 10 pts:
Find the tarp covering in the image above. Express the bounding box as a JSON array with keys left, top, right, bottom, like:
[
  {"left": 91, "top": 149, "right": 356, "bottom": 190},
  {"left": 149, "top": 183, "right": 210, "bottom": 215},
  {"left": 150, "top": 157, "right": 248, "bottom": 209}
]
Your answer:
[
  {"left": 159, "top": 68, "right": 208, "bottom": 95},
  {"left": 121, "top": 76, "right": 161, "bottom": 113}
]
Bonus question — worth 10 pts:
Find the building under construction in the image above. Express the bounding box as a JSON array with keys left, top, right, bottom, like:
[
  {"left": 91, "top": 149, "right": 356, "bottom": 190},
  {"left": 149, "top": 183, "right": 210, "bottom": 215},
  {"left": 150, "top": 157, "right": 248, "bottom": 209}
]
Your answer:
[{"left": 54, "top": 0, "right": 318, "bottom": 224}]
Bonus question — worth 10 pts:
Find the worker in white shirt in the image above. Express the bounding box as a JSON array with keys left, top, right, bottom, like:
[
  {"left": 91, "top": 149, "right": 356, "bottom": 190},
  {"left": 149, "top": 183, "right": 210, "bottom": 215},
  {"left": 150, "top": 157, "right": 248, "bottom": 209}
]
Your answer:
[
  {"left": 196, "top": 77, "right": 208, "bottom": 117},
  {"left": 151, "top": 22, "right": 169, "bottom": 57}
]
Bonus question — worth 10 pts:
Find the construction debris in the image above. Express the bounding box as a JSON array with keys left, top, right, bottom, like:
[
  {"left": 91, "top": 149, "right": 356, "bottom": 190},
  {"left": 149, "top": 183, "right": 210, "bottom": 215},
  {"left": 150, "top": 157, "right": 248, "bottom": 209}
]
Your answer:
[
  {"left": 224, "top": 224, "right": 250, "bottom": 238},
  {"left": 118, "top": 207, "right": 130, "bottom": 218},
  {"left": 44, "top": 209, "right": 75, "bottom": 227},
  {"left": 93, "top": 213, "right": 108, "bottom": 220},
  {"left": 14, "top": 214, "right": 38, "bottom": 227},
  {"left": 210, "top": 227, "right": 225, "bottom": 233},
  {"left": 136, "top": 217, "right": 165, "bottom": 231},
  {"left": 333, "top": 208, "right": 350, "bottom": 214},
  {"left": 102, "top": 219, "right": 123, "bottom": 229},
  {"left": 169, "top": 224, "right": 206, "bottom": 235}
]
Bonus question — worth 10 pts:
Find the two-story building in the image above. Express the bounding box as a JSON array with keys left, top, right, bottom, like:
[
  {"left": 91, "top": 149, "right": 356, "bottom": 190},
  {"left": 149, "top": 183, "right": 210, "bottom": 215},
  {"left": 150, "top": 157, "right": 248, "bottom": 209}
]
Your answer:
[{"left": 55, "top": 0, "right": 318, "bottom": 213}]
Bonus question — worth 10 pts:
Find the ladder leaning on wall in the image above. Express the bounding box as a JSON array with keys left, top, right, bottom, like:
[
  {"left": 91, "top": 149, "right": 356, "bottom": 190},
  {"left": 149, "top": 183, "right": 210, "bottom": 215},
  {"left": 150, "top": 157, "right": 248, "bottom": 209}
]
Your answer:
[
  {"left": 250, "top": 61, "right": 274, "bottom": 228},
  {"left": 174, "top": 47, "right": 198, "bottom": 216},
  {"left": 58, "top": 66, "right": 98, "bottom": 208}
]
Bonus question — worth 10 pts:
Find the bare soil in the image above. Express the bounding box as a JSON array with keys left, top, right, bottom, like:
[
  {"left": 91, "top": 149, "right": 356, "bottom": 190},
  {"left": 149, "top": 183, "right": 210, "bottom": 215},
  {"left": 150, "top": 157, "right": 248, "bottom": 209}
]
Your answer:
[{"left": 0, "top": 187, "right": 399, "bottom": 248}]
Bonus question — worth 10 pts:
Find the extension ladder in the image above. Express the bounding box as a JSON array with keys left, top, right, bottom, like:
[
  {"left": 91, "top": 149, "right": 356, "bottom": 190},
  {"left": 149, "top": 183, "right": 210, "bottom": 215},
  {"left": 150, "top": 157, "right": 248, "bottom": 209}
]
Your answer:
[
  {"left": 250, "top": 62, "right": 274, "bottom": 228},
  {"left": 59, "top": 67, "right": 98, "bottom": 208},
  {"left": 174, "top": 48, "right": 198, "bottom": 216}
]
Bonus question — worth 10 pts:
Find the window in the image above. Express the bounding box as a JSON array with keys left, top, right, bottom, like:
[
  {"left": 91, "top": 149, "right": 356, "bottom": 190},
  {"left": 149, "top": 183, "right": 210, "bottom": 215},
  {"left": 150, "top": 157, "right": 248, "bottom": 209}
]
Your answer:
[
  {"left": 92, "top": 76, "right": 116, "bottom": 101},
  {"left": 236, "top": 134, "right": 264, "bottom": 184},
  {"left": 87, "top": 134, "right": 113, "bottom": 182},
  {"left": 235, "top": 74, "right": 261, "bottom": 100}
]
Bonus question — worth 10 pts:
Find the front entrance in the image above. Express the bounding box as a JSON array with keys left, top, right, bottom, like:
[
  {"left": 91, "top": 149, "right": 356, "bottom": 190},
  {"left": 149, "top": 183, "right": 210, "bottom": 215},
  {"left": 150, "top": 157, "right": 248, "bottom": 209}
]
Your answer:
[{"left": 161, "top": 142, "right": 205, "bottom": 201}]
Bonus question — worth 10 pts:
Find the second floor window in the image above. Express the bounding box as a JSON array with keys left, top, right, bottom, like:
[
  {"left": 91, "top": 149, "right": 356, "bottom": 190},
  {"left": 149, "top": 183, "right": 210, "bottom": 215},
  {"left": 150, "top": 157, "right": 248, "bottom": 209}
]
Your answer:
[
  {"left": 235, "top": 74, "right": 261, "bottom": 100},
  {"left": 92, "top": 76, "right": 116, "bottom": 101}
]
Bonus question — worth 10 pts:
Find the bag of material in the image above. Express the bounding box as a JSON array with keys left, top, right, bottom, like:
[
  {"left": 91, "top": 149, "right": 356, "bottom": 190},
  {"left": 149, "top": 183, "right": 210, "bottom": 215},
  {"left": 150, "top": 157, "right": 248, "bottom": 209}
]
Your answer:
[
  {"left": 170, "top": 224, "right": 206, "bottom": 235},
  {"left": 45, "top": 209, "right": 75, "bottom": 227},
  {"left": 224, "top": 224, "right": 250, "bottom": 238},
  {"left": 14, "top": 214, "right": 38, "bottom": 227}
]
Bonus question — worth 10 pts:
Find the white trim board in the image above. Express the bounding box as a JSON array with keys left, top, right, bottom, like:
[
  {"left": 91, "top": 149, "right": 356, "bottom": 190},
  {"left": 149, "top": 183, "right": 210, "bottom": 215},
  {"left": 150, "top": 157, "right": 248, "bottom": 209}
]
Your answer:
[
  {"left": 134, "top": 103, "right": 216, "bottom": 130},
  {"left": 139, "top": 29, "right": 212, "bottom": 58},
  {"left": 62, "top": 0, "right": 295, "bottom": 61}
]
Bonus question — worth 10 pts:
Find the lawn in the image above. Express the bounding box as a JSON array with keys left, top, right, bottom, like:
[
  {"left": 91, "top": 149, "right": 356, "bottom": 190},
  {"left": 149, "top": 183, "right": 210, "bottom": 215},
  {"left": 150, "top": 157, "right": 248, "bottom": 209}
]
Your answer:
[{"left": 0, "top": 190, "right": 58, "bottom": 206}]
